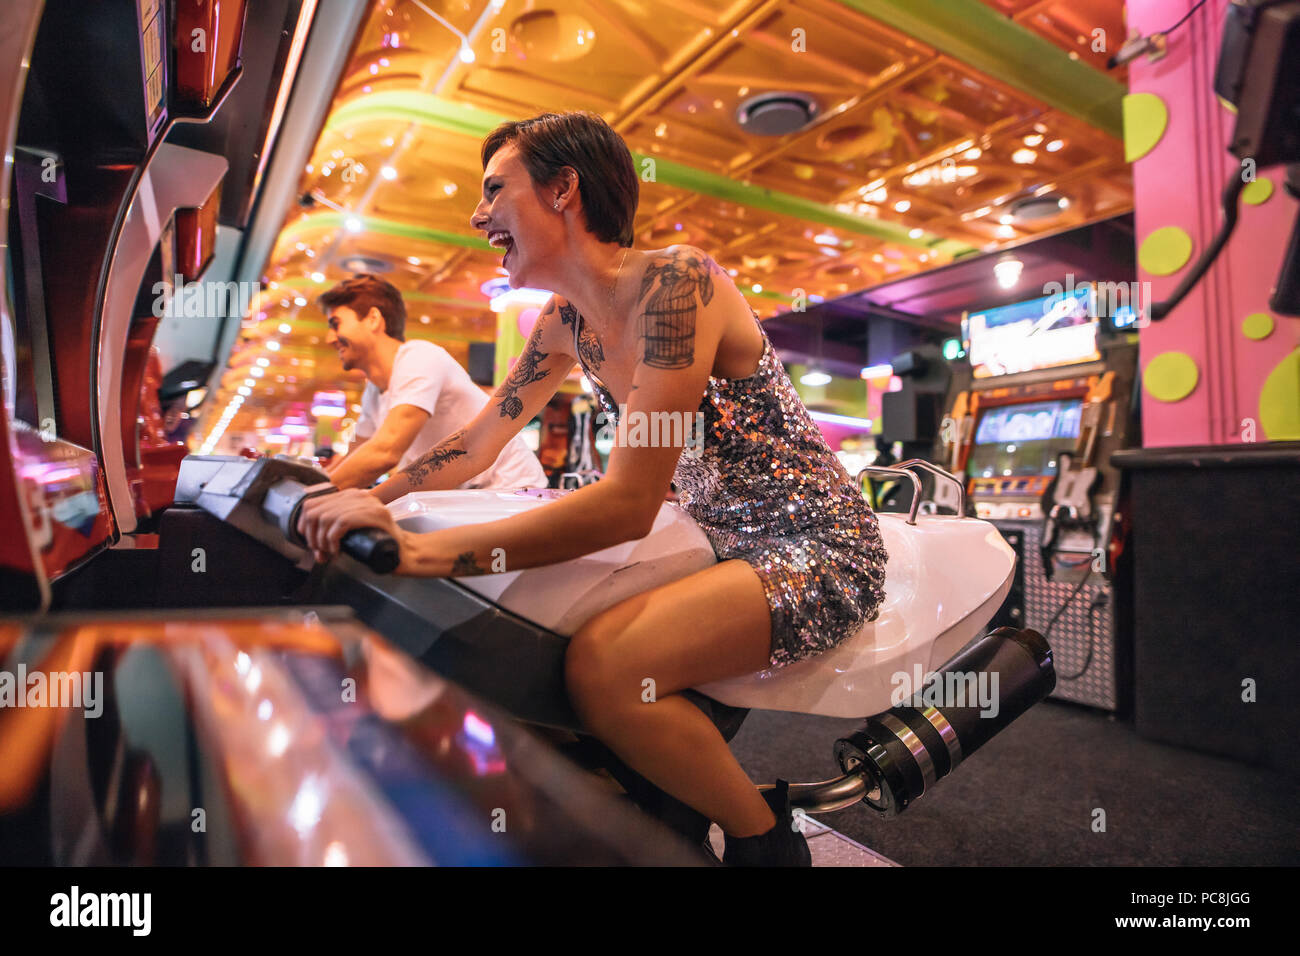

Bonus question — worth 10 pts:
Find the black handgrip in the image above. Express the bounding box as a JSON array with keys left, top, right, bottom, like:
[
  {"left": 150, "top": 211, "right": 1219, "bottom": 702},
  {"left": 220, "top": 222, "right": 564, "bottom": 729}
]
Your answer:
[{"left": 341, "top": 527, "right": 400, "bottom": 573}]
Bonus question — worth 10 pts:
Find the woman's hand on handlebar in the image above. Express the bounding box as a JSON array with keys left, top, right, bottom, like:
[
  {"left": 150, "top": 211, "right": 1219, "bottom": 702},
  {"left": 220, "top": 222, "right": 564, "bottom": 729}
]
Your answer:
[{"left": 298, "top": 488, "right": 402, "bottom": 564}]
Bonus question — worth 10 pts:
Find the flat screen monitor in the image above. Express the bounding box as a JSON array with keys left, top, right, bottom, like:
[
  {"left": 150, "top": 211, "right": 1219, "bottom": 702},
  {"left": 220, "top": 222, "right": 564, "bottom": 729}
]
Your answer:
[
  {"left": 963, "top": 285, "right": 1100, "bottom": 378},
  {"left": 968, "top": 399, "right": 1082, "bottom": 478}
]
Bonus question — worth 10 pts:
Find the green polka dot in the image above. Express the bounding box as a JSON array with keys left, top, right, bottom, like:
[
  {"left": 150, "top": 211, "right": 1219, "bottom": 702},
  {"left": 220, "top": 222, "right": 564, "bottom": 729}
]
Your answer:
[
  {"left": 1242, "top": 178, "right": 1274, "bottom": 205},
  {"left": 1259, "top": 350, "right": 1300, "bottom": 439},
  {"left": 1242, "top": 312, "right": 1274, "bottom": 340},
  {"left": 1139, "top": 226, "right": 1194, "bottom": 276},
  {"left": 1122, "top": 93, "right": 1168, "bottom": 162},
  {"left": 1144, "top": 351, "right": 1199, "bottom": 402}
]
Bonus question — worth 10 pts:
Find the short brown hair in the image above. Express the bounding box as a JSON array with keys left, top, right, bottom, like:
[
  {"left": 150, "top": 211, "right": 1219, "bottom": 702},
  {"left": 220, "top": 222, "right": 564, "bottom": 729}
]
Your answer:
[
  {"left": 317, "top": 274, "right": 406, "bottom": 341},
  {"left": 481, "top": 111, "right": 638, "bottom": 247}
]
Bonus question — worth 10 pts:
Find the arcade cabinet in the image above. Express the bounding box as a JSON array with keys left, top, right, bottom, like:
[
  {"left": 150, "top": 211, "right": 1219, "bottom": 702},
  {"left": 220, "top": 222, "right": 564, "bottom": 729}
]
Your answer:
[{"left": 937, "top": 283, "right": 1140, "bottom": 712}]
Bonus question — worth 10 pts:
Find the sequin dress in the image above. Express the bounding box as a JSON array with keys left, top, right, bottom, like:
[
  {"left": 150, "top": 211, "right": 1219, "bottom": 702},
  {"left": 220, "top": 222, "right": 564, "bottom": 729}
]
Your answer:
[{"left": 573, "top": 309, "right": 888, "bottom": 667}]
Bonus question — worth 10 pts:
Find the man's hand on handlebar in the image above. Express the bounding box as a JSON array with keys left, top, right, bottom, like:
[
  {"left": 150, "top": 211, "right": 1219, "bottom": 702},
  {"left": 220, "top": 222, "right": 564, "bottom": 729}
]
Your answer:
[{"left": 298, "top": 488, "right": 402, "bottom": 565}]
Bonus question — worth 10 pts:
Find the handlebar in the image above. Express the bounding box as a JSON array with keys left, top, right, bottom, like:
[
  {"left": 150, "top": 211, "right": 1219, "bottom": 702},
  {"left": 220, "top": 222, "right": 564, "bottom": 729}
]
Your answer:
[
  {"left": 266, "top": 478, "right": 401, "bottom": 574},
  {"left": 857, "top": 460, "right": 968, "bottom": 524}
]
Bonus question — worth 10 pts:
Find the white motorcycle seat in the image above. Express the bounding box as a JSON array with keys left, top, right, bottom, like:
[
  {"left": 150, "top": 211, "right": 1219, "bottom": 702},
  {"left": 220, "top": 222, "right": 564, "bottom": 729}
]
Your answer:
[{"left": 390, "top": 490, "right": 1014, "bottom": 719}]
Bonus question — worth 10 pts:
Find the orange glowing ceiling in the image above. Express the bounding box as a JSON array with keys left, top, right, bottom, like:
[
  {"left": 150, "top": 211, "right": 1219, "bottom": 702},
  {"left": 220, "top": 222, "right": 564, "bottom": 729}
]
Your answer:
[{"left": 206, "top": 0, "right": 1131, "bottom": 443}]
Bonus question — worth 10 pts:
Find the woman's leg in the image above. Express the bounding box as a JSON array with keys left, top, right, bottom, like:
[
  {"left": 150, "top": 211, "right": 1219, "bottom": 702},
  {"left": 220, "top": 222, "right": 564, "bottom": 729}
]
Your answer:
[{"left": 564, "top": 558, "right": 779, "bottom": 837}]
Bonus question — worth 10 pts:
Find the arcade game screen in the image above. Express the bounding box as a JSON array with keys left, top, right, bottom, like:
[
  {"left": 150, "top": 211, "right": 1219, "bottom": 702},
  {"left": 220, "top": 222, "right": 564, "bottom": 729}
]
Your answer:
[
  {"left": 964, "top": 286, "right": 1101, "bottom": 379},
  {"left": 967, "top": 399, "right": 1082, "bottom": 479}
]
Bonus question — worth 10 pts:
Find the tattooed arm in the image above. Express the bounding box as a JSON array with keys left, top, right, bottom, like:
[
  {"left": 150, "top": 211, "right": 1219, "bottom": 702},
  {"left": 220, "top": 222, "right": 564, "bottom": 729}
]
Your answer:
[
  {"left": 370, "top": 300, "right": 576, "bottom": 504},
  {"left": 391, "top": 245, "right": 749, "bottom": 577}
]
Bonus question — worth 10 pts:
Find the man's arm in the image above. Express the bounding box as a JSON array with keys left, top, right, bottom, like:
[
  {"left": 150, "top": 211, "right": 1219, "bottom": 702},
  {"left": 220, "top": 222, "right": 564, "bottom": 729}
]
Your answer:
[
  {"left": 323, "top": 434, "right": 364, "bottom": 474},
  {"left": 372, "top": 299, "right": 574, "bottom": 503},
  {"left": 301, "top": 250, "right": 744, "bottom": 575},
  {"left": 328, "top": 404, "right": 430, "bottom": 489}
]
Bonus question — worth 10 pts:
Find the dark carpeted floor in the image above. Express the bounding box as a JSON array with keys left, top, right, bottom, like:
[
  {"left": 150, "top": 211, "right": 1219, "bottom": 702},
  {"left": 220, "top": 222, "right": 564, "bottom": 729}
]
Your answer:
[{"left": 727, "top": 698, "right": 1300, "bottom": 866}]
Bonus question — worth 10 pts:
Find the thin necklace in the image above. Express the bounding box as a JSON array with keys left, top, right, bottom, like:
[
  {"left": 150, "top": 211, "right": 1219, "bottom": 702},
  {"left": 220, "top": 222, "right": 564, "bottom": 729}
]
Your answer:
[{"left": 610, "top": 247, "right": 630, "bottom": 313}]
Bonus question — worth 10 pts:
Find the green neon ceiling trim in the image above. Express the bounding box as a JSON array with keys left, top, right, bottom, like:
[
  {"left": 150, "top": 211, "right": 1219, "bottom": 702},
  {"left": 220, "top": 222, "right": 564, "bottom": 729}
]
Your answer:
[
  {"left": 836, "top": 0, "right": 1125, "bottom": 138},
  {"left": 276, "top": 210, "right": 495, "bottom": 253},
  {"left": 322, "top": 92, "right": 971, "bottom": 253}
]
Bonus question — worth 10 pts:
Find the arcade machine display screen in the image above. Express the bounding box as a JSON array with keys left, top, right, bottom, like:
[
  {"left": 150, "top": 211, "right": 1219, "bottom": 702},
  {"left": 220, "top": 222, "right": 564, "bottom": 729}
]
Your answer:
[
  {"left": 964, "top": 286, "right": 1100, "bottom": 379},
  {"left": 968, "top": 399, "right": 1083, "bottom": 479}
]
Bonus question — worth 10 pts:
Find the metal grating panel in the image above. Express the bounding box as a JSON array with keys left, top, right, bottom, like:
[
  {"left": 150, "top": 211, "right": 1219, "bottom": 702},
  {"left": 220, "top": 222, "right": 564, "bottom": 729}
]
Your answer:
[{"left": 994, "top": 520, "right": 1117, "bottom": 710}]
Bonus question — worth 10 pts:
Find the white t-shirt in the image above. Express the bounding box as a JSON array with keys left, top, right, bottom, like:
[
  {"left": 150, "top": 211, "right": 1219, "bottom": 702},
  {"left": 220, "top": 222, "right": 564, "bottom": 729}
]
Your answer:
[{"left": 356, "top": 339, "right": 546, "bottom": 490}]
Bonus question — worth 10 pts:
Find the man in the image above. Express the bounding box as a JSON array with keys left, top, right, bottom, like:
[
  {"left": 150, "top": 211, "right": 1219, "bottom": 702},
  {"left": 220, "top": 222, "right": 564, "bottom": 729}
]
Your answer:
[{"left": 317, "top": 274, "right": 546, "bottom": 491}]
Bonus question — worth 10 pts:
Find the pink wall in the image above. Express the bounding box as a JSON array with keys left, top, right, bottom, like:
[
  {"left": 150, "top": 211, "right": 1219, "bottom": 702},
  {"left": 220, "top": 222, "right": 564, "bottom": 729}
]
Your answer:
[{"left": 1129, "top": 0, "right": 1299, "bottom": 446}]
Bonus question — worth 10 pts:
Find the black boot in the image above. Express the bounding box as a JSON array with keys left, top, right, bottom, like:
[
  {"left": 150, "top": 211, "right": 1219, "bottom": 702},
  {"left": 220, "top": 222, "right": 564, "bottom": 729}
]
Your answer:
[{"left": 722, "top": 780, "right": 812, "bottom": 867}]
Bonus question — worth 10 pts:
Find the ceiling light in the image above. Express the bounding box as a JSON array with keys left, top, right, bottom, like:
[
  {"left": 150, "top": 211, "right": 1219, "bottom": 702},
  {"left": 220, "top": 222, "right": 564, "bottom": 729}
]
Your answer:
[
  {"left": 994, "top": 258, "right": 1024, "bottom": 289},
  {"left": 293, "top": 296, "right": 306, "bottom": 307},
  {"left": 997, "top": 224, "right": 1015, "bottom": 238},
  {"left": 1023, "top": 134, "right": 1043, "bottom": 147},
  {"left": 908, "top": 228, "right": 924, "bottom": 239},
  {"left": 894, "top": 200, "right": 911, "bottom": 213},
  {"left": 1012, "top": 149, "right": 1038, "bottom": 164},
  {"left": 407, "top": 256, "right": 420, "bottom": 265},
  {"left": 381, "top": 166, "right": 397, "bottom": 181},
  {"left": 999, "top": 214, "right": 1015, "bottom": 225},
  {"left": 1058, "top": 197, "right": 1071, "bottom": 209},
  {"left": 279, "top": 324, "right": 292, "bottom": 334},
  {"left": 344, "top": 217, "right": 363, "bottom": 233},
  {"left": 311, "top": 272, "right": 325, "bottom": 283},
  {"left": 1046, "top": 139, "right": 1065, "bottom": 152},
  {"left": 458, "top": 43, "right": 475, "bottom": 63},
  {"left": 251, "top": 367, "right": 265, "bottom": 378},
  {"left": 963, "top": 147, "right": 982, "bottom": 160},
  {"left": 238, "top": 386, "right": 252, "bottom": 396},
  {"left": 267, "top": 340, "right": 281, "bottom": 351},
  {"left": 860, "top": 364, "right": 893, "bottom": 380},
  {"left": 800, "top": 370, "right": 832, "bottom": 387},
  {"left": 257, "top": 358, "right": 270, "bottom": 367}
]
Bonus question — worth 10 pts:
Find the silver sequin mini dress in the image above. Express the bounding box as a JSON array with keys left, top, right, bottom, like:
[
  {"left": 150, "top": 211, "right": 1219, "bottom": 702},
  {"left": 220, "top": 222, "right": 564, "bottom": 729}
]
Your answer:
[{"left": 575, "top": 310, "right": 888, "bottom": 668}]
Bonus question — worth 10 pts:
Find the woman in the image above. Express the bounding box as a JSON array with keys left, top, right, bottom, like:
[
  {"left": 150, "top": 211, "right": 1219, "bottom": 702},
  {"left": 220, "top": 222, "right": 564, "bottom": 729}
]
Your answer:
[{"left": 299, "top": 111, "right": 888, "bottom": 865}]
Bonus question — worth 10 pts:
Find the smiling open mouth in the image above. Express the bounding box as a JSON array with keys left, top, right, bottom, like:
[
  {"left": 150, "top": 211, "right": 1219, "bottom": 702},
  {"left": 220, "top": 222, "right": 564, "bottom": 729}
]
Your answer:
[{"left": 487, "top": 230, "right": 515, "bottom": 265}]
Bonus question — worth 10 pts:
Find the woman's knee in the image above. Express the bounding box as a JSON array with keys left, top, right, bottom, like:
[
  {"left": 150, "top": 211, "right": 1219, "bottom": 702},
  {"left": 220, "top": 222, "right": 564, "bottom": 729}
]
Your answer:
[
  {"left": 564, "top": 618, "right": 620, "bottom": 713},
  {"left": 566, "top": 616, "right": 653, "bottom": 723}
]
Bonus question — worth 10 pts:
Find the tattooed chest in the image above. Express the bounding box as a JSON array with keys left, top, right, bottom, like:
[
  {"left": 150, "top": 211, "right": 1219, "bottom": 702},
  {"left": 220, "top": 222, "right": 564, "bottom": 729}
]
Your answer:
[{"left": 559, "top": 301, "right": 640, "bottom": 388}]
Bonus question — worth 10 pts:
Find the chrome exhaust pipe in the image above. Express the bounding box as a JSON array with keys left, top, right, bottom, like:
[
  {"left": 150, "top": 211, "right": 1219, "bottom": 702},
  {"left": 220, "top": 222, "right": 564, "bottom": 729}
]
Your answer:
[{"left": 769, "top": 627, "right": 1056, "bottom": 816}]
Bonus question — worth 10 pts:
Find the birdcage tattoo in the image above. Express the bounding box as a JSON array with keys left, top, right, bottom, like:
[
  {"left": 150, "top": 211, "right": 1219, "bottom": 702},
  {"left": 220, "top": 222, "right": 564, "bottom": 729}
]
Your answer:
[{"left": 640, "top": 254, "right": 714, "bottom": 369}]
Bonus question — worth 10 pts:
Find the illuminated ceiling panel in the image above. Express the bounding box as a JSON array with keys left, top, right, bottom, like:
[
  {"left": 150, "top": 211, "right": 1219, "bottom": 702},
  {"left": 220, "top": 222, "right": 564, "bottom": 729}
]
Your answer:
[{"left": 205, "top": 0, "right": 1129, "bottom": 441}]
